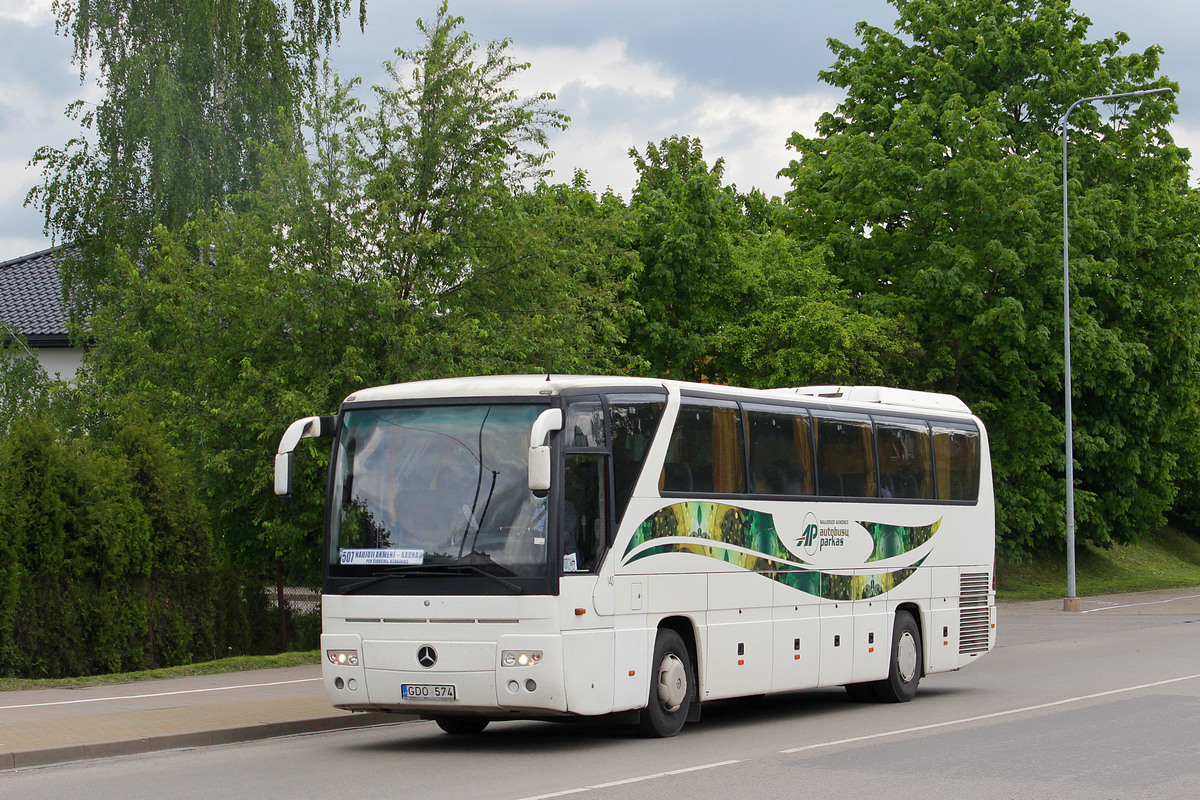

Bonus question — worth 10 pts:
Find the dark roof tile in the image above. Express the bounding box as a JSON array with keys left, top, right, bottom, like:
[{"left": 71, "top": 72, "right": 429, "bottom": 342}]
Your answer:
[{"left": 0, "top": 246, "right": 69, "bottom": 343}]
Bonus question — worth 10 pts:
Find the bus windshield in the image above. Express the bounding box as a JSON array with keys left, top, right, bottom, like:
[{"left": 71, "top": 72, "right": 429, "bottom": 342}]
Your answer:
[{"left": 329, "top": 404, "right": 549, "bottom": 580}]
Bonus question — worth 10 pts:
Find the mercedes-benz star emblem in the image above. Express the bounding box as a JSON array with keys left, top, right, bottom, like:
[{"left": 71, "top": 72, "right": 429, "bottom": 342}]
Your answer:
[{"left": 417, "top": 645, "right": 438, "bottom": 669}]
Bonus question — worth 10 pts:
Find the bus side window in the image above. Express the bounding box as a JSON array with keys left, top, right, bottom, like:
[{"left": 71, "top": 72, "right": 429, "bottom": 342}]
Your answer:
[
  {"left": 660, "top": 400, "right": 745, "bottom": 494},
  {"left": 876, "top": 420, "right": 934, "bottom": 499},
  {"left": 564, "top": 401, "right": 605, "bottom": 447},
  {"left": 814, "top": 414, "right": 875, "bottom": 498},
  {"left": 932, "top": 424, "right": 980, "bottom": 501},
  {"left": 607, "top": 395, "right": 666, "bottom": 521},
  {"left": 562, "top": 453, "right": 609, "bottom": 572},
  {"left": 746, "top": 405, "right": 813, "bottom": 495}
]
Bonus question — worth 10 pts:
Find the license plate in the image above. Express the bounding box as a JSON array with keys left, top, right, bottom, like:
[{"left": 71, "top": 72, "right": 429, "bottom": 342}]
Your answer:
[{"left": 401, "top": 683, "right": 457, "bottom": 700}]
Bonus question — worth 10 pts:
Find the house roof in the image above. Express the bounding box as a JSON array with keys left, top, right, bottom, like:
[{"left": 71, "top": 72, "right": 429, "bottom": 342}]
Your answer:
[{"left": 0, "top": 246, "right": 72, "bottom": 348}]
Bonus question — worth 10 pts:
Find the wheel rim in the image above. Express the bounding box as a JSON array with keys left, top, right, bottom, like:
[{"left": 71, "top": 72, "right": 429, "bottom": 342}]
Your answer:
[
  {"left": 896, "top": 630, "right": 918, "bottom": 683},
  {"left": 655, "top": 653, "right": 687, "bottom": 713}
]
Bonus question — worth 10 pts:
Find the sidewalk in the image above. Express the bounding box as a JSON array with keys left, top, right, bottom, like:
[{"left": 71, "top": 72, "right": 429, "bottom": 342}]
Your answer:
[{"left": 0, "top": 664, "right": 411, "bottom": 770}]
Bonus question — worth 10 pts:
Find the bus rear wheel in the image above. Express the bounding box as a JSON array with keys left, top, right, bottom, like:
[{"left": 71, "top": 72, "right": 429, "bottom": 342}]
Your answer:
[
  {"left": 638, "top": 629, "right": 694, "bottom": 738},
  {"left": 874, "top": 610, "right": 922, "bottom": 703}
]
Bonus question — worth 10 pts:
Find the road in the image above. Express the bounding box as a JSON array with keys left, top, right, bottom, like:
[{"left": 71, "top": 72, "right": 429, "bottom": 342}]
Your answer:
[{"left": 7, "top": 590, "right": 1200, "bottom": 800}]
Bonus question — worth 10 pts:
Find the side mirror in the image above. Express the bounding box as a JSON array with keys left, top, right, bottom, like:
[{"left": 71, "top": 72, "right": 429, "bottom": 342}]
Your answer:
[
  {"left": 528, "top": 408, "right": 563, "bottom": 495},
  {"left": 274, "top": 415, "right": 336, "bottom": 497},
  {"left": 274, "top": 451, "right": 295, "bottom": 498}
]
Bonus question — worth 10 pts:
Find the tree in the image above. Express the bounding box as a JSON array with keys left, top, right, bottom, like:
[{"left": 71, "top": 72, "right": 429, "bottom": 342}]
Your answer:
[
  {"left": 626, "top": 136, "right": 743, "bottom": 379},
  {"left": 780, "top": 0, "right": 1198, "bottom": 553},
  {"left": 77, "top": 10, "right": 637, "bottom": 582},
  {"left": 711, "top": 232, "right": 917, "bottom": 389},
  {"left": 331, "top": 2, "right": 567, "bottom": 303},
  {"left": 29, "top": 0, "right": 365, "bottom": 316},
  {"left": 624, "top": 135, "right": 913, "bottom": 388},
  {"left": 0, "top": 334, "right": 51, "bottom": 437}
]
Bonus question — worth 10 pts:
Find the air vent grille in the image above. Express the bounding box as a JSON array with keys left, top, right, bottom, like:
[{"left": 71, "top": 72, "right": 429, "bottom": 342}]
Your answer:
[{"left": 959, "top": 572, "right": 991, "bottom": 654}]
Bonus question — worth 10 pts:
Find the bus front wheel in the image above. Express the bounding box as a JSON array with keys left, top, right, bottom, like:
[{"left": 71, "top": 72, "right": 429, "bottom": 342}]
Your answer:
[
  {"left": 638, "top": 629, "right": 694, "bottom": 737},
  {"left": 875, "top": 610, "right": 922, "bottom": 703}
]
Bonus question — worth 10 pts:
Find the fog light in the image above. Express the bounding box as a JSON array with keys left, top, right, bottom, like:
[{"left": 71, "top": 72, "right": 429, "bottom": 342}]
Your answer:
[
  {"left": 327, "top": 649, "right": 360, "bottom": 666},
  {"left": 335, "top": 677, "right": 344, "bottom": 690},
  {"left": 501, "top": 650, "right": 542, "bottom": 667},
  {"left": 347, "top": 679, "right": 358, "bottom": 691},
  {"left": 507, "top": 680, "right": 520, "bottom": 694},
  {"left": 525, "top": 679, "right": 537, "bottom": 692}
]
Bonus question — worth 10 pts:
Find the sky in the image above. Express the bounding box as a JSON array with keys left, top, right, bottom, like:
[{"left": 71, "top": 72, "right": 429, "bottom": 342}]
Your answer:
[{"left": 0, "top": 0, "right": 1196, "bottom": 261}]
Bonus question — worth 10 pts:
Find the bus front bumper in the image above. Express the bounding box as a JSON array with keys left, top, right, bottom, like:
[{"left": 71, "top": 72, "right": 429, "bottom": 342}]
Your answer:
[{"left": 321, "top": 632, "right": 567, "bottom": 715}]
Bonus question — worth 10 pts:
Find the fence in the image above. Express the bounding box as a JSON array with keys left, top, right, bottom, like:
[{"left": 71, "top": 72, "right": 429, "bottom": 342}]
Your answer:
[{"left": 270, "top": 558, "right": 321, "bottom": 652}]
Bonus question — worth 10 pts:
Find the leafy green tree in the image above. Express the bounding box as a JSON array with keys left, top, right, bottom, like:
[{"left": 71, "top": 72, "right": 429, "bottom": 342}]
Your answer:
[
  {"left": 624, "top": 135, "right": 912, "bottom": 388},
  {"left": 29, "top": 0, "right": 365, "bottom": 315},
  {"left": 77, "top": 11, "right": 637, "bottom": 582},
  {"left": 342, "top": 2, "right": 568, "bottom": 304},
  {"left": 626, "top": 136, "right": 743, "bottom": 379},
  {"left": 412, "top": 174, "right": 644, "bottom": 378},
  {"left": 78, "top": 205, "right": 387, "bottom": 577},
  {"left": 780, "top": 0, "right": 1197, "bottom": 553},
  {"left": 712, "top": 233, "right": 917, "bottom": 388},
  {"left": 0, "top": 334, "right": 51, "bottom": 437}
]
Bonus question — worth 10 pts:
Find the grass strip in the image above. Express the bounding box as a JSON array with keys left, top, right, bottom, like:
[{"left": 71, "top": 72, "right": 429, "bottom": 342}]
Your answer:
[
  {"left": 0, "top": 651, "right": 319, "bottom": 691},
  {"left": 999, "top": 526, "right": 1200, "bottom": 600}
]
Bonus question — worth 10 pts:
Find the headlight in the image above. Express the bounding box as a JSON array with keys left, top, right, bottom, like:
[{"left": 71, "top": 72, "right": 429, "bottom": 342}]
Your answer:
[
  {"left": 501, "top": 650, "right": 542, "bottom": 667},
  {"left": 327, "top": 649, "right": 360, "bottom": 666}
]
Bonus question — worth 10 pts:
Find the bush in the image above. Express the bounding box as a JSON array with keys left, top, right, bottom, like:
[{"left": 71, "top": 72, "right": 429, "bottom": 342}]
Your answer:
[{"left": 0, "top": 409, "right": 280, "bottom": 677}]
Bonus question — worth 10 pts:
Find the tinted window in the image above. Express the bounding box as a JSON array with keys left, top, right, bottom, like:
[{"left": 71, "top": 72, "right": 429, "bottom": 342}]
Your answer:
[
  {"left": 562, "top": 453, "right": 609, "bottom": 573},
  {"left": 746, "top": 405, "right": 814, "bottom": 495},
  {"left": 660, "top": 399, "right": 745, "bottom": 494},
  {"left": 814, "top": 414, "right": 876, "bottom": 498},
  {"left": 933, "top": 424, "right": 980, "bottom": 501},
  {"left": 876, "top": 419, "right": 934, "bottom": 499},
  {"left": 607, "top": 394, "right": 666, "bottom": 520},
  {"left": 564, "top": 399, "right": 605, "bottom": 448}
]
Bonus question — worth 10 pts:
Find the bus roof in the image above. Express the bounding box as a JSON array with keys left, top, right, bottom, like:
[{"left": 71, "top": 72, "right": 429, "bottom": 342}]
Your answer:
[
  {"left": 343, "top": 376, "right": 975, "bottom": 418},
  {"left": 766, "top": 385, "right": 973, "bottom": 414}
]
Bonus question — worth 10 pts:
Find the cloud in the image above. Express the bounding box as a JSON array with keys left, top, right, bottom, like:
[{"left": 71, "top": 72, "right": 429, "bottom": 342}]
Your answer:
[
  {"left": 0, "top": 20, "right": 101, "bottom": 260},
  {"left": 0, "top": 0, "right": 53, "bottom": 25},
  {"left": 511, "top": 38, "right": 678, "bottom": 99},
  {"left": 511, "top": 39, "right": 838, "bottom": 198}
]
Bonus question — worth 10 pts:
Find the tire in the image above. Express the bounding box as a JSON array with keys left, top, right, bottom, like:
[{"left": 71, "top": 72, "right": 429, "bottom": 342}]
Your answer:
[
  {"left": 638, "top": 628, "right": 694, "bottom": 738},
  {"left": 874, "top": 610, "right": 922, "bottom": 703},
  {"left": 434, "top": 717, "right": 489, "bottom": 735}
]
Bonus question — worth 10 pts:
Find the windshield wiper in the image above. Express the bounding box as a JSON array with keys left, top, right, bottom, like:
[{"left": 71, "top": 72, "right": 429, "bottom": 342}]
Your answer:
[
  {"left": 338, "top": 565, "right": 427, "bottom": 595},
  {"left": 440, "top": 564, "right": 523, "bottom": 594}
]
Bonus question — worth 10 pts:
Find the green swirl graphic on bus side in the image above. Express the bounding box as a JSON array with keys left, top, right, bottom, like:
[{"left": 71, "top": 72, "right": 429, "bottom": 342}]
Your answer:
[
  {"left": 621, "top": 502, "right": 937, "bottom": 601},
  {"left": 860, "top": 518, "right": 940, "bottom": 562}
]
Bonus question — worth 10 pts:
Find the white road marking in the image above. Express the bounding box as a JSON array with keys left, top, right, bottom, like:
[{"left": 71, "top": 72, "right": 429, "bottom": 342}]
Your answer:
[
  {"left": 516, "top": 760, "right": 742, "bottom": 800},
  {"left": 0, "top": 678, "right": 322, "bottom": 710},
  {"left": 1079, "top": 593, "right": 1200, "bottom": 613},
  {"left": 780, "top": 672, "right": 1200, "bottom": 753}
]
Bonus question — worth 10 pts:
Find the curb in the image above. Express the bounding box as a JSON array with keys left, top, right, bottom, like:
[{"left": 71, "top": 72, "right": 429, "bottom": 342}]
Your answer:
[{"left": 2, "top": 712, "right": 414, "bottom": 771}]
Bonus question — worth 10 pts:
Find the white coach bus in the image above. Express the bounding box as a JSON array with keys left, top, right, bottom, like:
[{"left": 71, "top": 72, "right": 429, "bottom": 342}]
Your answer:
[{"left": 274, "top": 375, "right": 995, "bottom": 737}]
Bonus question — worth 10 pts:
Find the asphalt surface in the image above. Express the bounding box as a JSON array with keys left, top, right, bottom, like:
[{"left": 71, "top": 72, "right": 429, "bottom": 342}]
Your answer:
[{"left": 3, "top": 586, "right": 1198, "bottom": 771}]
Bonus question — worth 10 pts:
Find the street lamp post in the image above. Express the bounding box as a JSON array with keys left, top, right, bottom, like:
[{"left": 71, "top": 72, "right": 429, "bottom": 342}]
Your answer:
[{"left": 1061, "top": 87, "right": 1171, "bottom": 613}]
